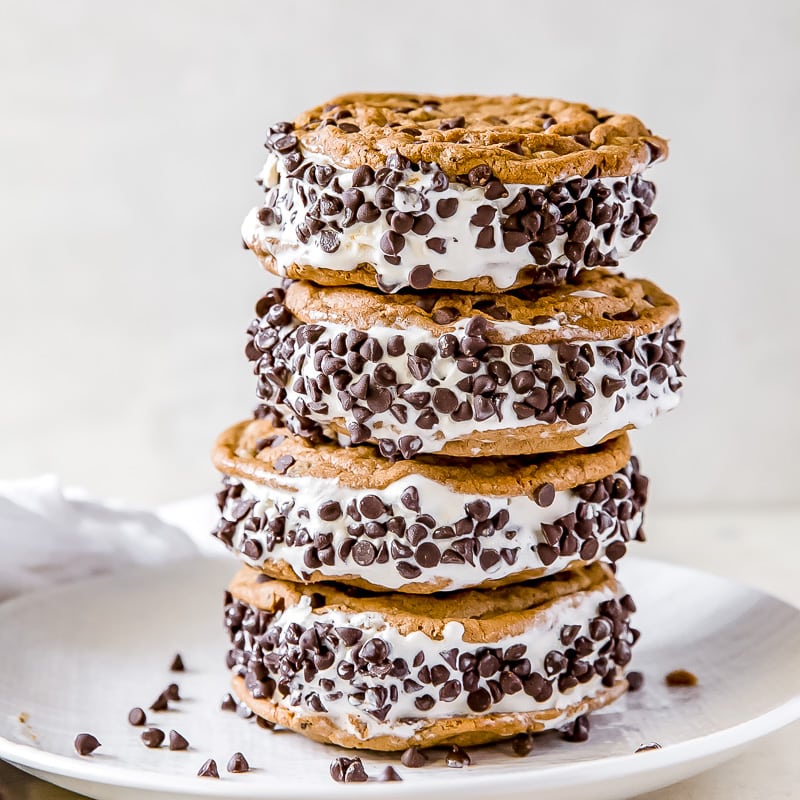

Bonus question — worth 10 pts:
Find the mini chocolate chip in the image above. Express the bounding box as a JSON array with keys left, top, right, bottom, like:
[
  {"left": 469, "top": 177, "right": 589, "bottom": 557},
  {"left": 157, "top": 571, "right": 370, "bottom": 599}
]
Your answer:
[
  {"left": 409, "top": 264, "right": 434, "bottom": 289},
  {"left": 128, "top": 707, "right": 146, "bottom": 726},
  {"left": 375, "top": 185, "right": 395, "bottom": 209},
  {"left": 390, "top": 211, "right": 414, "bottom": 234},
  {"left": 165, "top": 683, "right": 181, "bottom": 701},
  {"left": 433, "top": 388, "right": 458, "bottom": 413},
  {"left": 466, "top": 499, "right": 491, "bottom": 521},
  {"left": 377, "top": 765, "right": 403, "bottom": 782},
  {"left": 436, "top": 198, "right": 458, "bottom": 218},
  {"left": 141, "top": 727, "right": 165, "bottom": 748},
  {"left": 274, "top": 454, "right": 295, "bottom": 474},
  {"left": 169, "top": 730, "right": 189, "bottom": 751},
  {"left": 475, "top": 226, "right": 495, "bottom": 248},
  {"left": 401, "top": 487, "right": 420, "bottom": 511},
  {"left": 512, "top": 733, "right": 534, "bottom": 756},
  {"left": 565, "top": 401, "right": 592, "bottom": 425},
  {"left": 397, "top": 560, "right": 422, "bottom": 579},
  {"left": 318, "top": 501, "right": 342, "bottom": 521},
  {"left": 227, "top": 752, "right": 250, "bottom": 773},
  {"left": 627, "top": 671, "right": 645, "bottom": 691},
  {"left": 74, "top": 733, "right": 101, "bottom": 756},
  {"left": 560, "top": 624, "right": 580, "bottom": 646},
  {"left": 386, "top": 335, "right": 406, "bottom": 357},
  {"left": 361, "top": 638, "right": 389, "bottom": 663},
  {"left": 359, "top": 495, "right": 384, "bottom": 519},
  {"left": 352, "top": 540, "right": 377, "bottom": 566},
  {"left": 665, "top": 669, "right": 698, "bottom": 687},
  {"left": 169, "top": 653, "right": 185, "bottom": 672},
  {"left": 446, "top": 745, "right": 472, "bottom": 768},
  {"left": 401, "top": 746, "right": 428, "bottom": 768},
  {"left": 533, "top": 483, "right": 555, "bottom": 507},
  {"left": 414, "top": 694, "right": 435, "bottom": 710},
  {"left": 335, "top": 627, "right": 362, "bottom": 646},
  {"left": 589, "top": 617, "right": 613, "bottom": 640},
  {"left": 439, "top": 115, "right": 466, "bottom": 130},
  {"left": 150, "top": 692, "right": 169, "bottom": 712},
  {"left": 415, "top": 542, "right": 441, "bottom": 568},
  {"left": 467, "top": 688, "right": 491, "bottom": 712},
  {"left": 467, "top": 164, "right": 492, "bottom": 186},
  {"left": 380, "top": 230, "right": 405, "bottom": 256},
  {"left": 471, "top": 205, "right": 496, "bottom": 226},
  {"left": 561, "top": 714, "right": 591, "bottom": 742},
  {"left": 356, "top": 202, "right": 381, "bottom": 223},
  {"left": 544, "top": 651, "right": 568, "bottom": 676},
  {"left": 407, "top": 354, "right": 431, "bottom": 380},
  {"left": 352, "top": 165, "right": 375, "bottom": 186},
  {"left": 197, "top": 758, "right": 220, "bottom": 778},
  {"left": 220, "top": 693, "right": 237, "bottom": 711},
  {"left": 432, "top": 306, "right": 458, "bottom": 325},
  {"left": 412, "top": 214, "right": 434, "bottom": 235}
]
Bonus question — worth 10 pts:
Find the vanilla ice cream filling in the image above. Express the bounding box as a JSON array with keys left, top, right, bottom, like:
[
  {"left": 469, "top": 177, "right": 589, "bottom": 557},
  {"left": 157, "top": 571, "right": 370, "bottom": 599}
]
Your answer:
[
  {"left": 216, "top": 462, "right": 644, "bottom": 590},
  {"left": 252, "top": 314, "right": 683, "bottom": 454},
  {"left": 242, "top": 151, "right": 657, "bottom": 291},
  {"left": 227, "top": 579, "right": 635, "bottom": 740}
]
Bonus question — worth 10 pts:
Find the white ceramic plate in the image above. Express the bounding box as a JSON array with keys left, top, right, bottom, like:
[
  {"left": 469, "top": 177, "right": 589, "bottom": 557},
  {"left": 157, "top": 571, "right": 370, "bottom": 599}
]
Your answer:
[{"left": 0, "top": 556, "right": 797, "bottom": 800}]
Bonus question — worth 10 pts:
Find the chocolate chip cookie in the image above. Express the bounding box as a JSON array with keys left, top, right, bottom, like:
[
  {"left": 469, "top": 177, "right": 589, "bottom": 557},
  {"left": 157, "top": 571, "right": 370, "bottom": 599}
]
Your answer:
[
  {"left": 213, "top": 418, "right": 647, "bottom": 592},
  {"left": 226, "top": 562, "right": 637, "bottom": 750},
  {"left": 242, "top": 93, "right": 667, "bottom": 293},
  {"left": 247, "top": 272, "right": 683, "bottom": 457}
]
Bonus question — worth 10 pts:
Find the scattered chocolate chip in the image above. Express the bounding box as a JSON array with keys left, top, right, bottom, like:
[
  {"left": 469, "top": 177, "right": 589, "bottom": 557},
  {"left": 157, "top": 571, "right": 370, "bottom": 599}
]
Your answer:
[
  {"left": 665, "top": 669, "right": 698, "bottom": 687},
  {"left": 330, "top": 756, "right": 368, "bottom": 783},
  {"left": 220, "top": 693, "right": 237, "bottom": 711},
  {"left": 561, "top": 714, "right": 591, "bottom": 742},
  {"left": 626, "top": 671, "right": 645, "bottom": 691},
  {"left": 446, "top": 745, "right": 471, "bottom": 768},
  {"left": 74, "top": 733, "right": 101, "bottom": 756},
  {"left": 378, "top": 765, "right": 403, "bottom": 781},
  {"left": 169, "top": 653, "right": 185, "bottom": 672},
  {"left": 512, "top": 733, "right": 534, "bottom": 756},
  {"left": 169, "top": 730, "right": 189, "bottom": 751},
  {"left": 227, "top": 752, "right": 250, "bottom": 773},
  {"left": 165, "top": 683, "right": 181, "bottom": 701},
  {"left": 128, "top": 707, "right": 146, "bottom": 726},
  {"left": 401, "top": 746, "right": 428, "bottom": 768},
  {"left": 149, "top": 693, "right": 169, "bottom": 712},
  {"left": 197, "top": 758, "right": 219, "bottom": 778},
  {"left": 141, "top": 727, "right": 165, "bottom": 748}
]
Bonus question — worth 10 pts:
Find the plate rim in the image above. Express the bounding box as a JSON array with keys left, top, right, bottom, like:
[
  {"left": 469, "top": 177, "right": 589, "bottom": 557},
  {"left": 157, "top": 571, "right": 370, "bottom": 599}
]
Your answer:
[{"left": 0, "top": 555, "right": 799, "bottom": 798}]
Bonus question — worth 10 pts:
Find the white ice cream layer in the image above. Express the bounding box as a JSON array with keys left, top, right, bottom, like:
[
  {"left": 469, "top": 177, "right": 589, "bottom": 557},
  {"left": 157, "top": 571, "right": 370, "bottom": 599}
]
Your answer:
[
  {"left": 262, "top": 316, "right": 682, "bottom": 454},
  {"left": 224, "top": 470, "right": 642, "bottom": 591},
  {"left": 234, "top": 580, "right": 626, "bottom": 740},
  {"left": 242, "top": 151, "right": 652, "bottom": 290}
]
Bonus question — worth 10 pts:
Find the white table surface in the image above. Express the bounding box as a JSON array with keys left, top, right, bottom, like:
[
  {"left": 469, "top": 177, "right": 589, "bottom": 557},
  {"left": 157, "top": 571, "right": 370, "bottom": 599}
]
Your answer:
[{"left": 1, "top": 509, "right": 798, "bottom": 799}]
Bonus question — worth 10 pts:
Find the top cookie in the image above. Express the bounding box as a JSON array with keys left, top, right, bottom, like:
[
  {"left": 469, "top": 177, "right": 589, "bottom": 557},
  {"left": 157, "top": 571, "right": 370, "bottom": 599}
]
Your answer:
[
  {"left": 242, "top": 93, "right": 668, "bottom": 293},
  {"left": 292, "top": 94, "right": 667, "bottom": 184}
]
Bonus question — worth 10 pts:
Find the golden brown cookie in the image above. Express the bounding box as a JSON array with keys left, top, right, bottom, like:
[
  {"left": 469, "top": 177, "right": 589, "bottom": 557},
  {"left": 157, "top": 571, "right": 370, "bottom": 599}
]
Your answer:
[
  {"left": 246, "top": 273, "right": 683, "bottom": 458},
  {"left": 242, "top": 93, "right": 668, "bottom": 293},
  {"left": 212, "top": 418, "right": 647, "bottom": 592},
  {"left": 225, "top": 563, "right": 638, "bottom": 750}
]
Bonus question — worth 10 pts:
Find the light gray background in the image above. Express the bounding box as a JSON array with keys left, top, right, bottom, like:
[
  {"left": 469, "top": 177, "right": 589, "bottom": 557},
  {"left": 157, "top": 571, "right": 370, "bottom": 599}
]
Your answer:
[{"left": 1, "top": 0, "right": 798, "bottom": 509}]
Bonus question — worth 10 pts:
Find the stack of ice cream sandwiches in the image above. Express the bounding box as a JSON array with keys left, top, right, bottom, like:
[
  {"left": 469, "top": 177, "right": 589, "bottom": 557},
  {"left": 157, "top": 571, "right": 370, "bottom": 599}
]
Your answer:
[{"left": 213, "top": 93, "right": 683, "bottom": 751}]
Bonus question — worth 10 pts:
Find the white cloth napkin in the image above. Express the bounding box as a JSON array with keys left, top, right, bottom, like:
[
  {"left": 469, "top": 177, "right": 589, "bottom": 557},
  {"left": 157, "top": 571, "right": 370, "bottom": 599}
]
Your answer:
[{"left": 0, "top": 476, "right": 205, "bottom": 602}]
